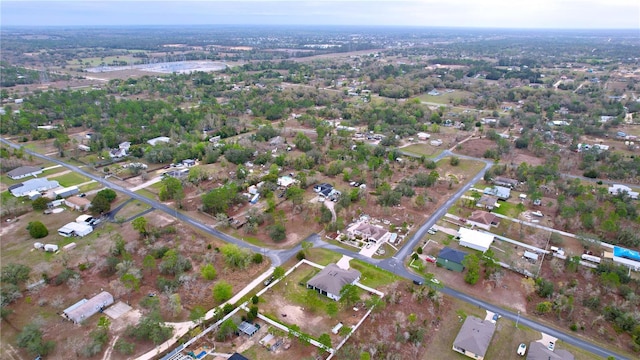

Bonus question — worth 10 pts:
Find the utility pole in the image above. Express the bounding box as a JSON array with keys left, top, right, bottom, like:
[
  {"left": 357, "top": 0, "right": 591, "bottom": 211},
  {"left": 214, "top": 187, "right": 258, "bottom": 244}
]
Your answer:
[{"left": 516, "top": 310, "right": 520, "bottom": 328}]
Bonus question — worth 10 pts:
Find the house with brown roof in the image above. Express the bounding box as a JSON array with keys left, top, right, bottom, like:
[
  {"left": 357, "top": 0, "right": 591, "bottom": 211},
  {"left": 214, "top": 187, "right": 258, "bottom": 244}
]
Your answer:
[
  {"left": 452, "top": 316, "right": 496, "bottom": 360},
  {"left": 346, "top": 221, "right": 389, "bottom": 244},
  {"left": 467, "top": 210, "right": 500, "bottom": 230},
  {"left": 476, "top": 195, "right": 499, "bottom": 210},
  {"left": 65, "top": 196, "right": 91, "bottom": 211}
]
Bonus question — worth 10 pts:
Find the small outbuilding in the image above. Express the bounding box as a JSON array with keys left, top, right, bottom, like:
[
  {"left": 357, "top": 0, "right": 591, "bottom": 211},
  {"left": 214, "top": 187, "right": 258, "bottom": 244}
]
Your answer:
[
  {"left": 437, "top": 247, "right": 468, "bottom": 272},
  {"left": 523, "top": 251, "right": 539, "bottom": 262},
  {"left": 63, "top": 291, "right": 114, "bottom": 324},
  {"left": 65, "top": 196, "right": 91, "bottom": 211},
  {"left": 238, "top": 321, "right": 259, "bottom": 337},
  {"left": 54, "top": 186, "right": 79, "bottom": 199}
]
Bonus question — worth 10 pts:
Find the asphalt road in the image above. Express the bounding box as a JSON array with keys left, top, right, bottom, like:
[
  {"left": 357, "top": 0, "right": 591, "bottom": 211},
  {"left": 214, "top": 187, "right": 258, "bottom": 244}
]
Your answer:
[{"left": 1, "top": 137, "right": 630, "bottom": 359}]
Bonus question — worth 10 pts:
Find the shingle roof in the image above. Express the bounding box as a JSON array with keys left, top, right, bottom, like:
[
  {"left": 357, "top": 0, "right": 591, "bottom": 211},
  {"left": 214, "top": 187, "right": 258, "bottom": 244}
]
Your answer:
[
  {"left": 468, "top": 210, "right": 498, "bottom": 225},
  {"left": 453, "top": 316, "right": 496, "bottom": 358},
  {"left": 307, "top": 263, "right": 360, "bottom": 297},
  {"left": 438, "top": 247, "right": 468, "bottom": 264},
  {"left": 7, "top": 166, "right": 42, "bottom": 178},
  {"left": 526, "top": 341, "right": 574, "bottom": 360}
]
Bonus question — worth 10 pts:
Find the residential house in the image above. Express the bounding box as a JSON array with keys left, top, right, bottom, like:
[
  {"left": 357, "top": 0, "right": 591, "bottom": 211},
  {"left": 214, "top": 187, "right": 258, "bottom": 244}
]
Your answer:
[
  {"left": 109, "top": 148, "right": 127, "bottom": 158},
  {"left": 476, "top": 195, "right": 498, "bottom": 210},
  {"left": 314, "top": 183, "right": 333, "bottom": 194},
  {"left": 493, "top": 176, "right": 519, "bottom": 189},
  {"left": 608, "top": 184, "right": 639, "bottom": 200},
  {"left": 58, "top": 222, "right": 93, "bottom": 237},
  {"left": 118, "top": 141, "right": 131, "bottom": 151},
  {"left": 9, "top": 178, "right": 59, "bottom": 197},
  {"left": 346, "top": 222, "right": 389, "bottom": 244},
  {"left": 437, "top": 247, "right": 468, "bottom": 272},
  {"left": 483, "top": 186, "right": 511, "bottom": 200},
  {"left": 182, "top": 159, "right": 196, "bottom": 167},
  {"left": 467, "top": 210, "right": 500, "bottom": 230},
  {"left": 63, "top": 291, "right": 114, "bottom": 324},
  {"left": 307, "top": 263, "right": 361, "bottom": 301},
  {"left": 238, "top": 321, "right": 260, "bottom": 337},
  {"left": 526, "top": 341, "right": 574, "bottom": 360},
  {"left": 78, "top": 144, "right": 91, "bottom": 152},
  {"left": 65, "top": 196, "right": 92, "bottom": 211},
  {"left": 457, "top": 227, "right": 494, "bottom": 253},
  {"left": 228, "top": 354, "right": 250, "bottom": 360},
  {"left": 452, "top": 316, "right": 496, "bottom": 360},
  {"left": 277, "top": 175, "right": 298, "bottom": 188},
  {"left": 7, "top": 166, "right": 43, "bottom": 180},
  {"left": 147, "top": 136, "right": 171, "bottom": 146}
]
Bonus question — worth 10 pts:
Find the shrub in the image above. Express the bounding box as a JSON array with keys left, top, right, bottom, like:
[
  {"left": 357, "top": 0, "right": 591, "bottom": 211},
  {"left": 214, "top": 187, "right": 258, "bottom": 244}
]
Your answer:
[
  {"left": 212, "top": 281, "right": 233, "bottom": 303},
  {"left": 416, "top": 247, "right": 423, "bottom": 254},
  {"left": 251, "top": 295, "right": 259, "bottom": 304},
  {"left": 114, "top": 338, "right": 135, "bottom": 355},
  {"left": 31, "top": 197, "right": 50, "bottom": 211},
  {"left": 27, "top": 221, "right": 48, "bottom": 239},
  {"left": 296, "top": 251, "right": 306, "bottom": 260},
  {"left": 200, "top": 264, "right": 216, "bottom": 281},
  {"left": 252, "top": 253, "right": 263, "bottom": 264}
]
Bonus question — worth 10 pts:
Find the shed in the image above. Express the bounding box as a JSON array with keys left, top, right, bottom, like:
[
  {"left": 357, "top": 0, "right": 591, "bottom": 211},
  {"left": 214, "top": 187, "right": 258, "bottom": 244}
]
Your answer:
[
  {"left": 493, "top": 177, "right": 519, "bottom": 188},
  {"left": 26, "top": 190, "right": 42, "bottom": 201},
  {"left": 238, "top": 321, "right": 259, "bottom": 337},
  {"left": 437, "top": 247, "right": 468, "bottom": 272},
  {"left": 458, "top": 228, "right": 494, "bottom": 253},
  {"left": 54, "top": 186, "right": 79, "bottom": 199},
  {"left": 259, "top": 333, "right": 283, "bottom": 351},
  {"left": 76, "top": 215, "right": 94, "bottom": 224},
  {"left": 63, "top": 291, "right": 114, "bottom": 324},
  {"left": 44, "top": 244, "right": 59, "bottom": 252},
  {"left": 523, "top": 251, "right": 539, "bottom": 262}
]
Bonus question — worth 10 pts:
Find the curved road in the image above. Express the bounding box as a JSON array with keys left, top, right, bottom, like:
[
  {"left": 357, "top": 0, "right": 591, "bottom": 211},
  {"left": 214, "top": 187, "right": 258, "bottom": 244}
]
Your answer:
[{"left": 1, "top": 138, "right": 629, "bottom": 359}]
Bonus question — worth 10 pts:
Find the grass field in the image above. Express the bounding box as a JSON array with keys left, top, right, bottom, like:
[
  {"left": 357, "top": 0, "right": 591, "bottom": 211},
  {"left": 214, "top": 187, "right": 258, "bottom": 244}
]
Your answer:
[
  {"left": 49, "top": 172, "right": 89, "bottom": 187},
  {"left": 400, "top": 143, "right": 445, "bottom": 158},
  {"left": 305, "top": 248, "right": 344, "bottom": 266},
  {"left": 135, "top": 188, "right": 158, "bottom": 200},
  {"left": 417, "top": 90, "right": 474, "bottom": 104},
  {"left": 349, "top": 260, "right": 399, "bottom": 288}
]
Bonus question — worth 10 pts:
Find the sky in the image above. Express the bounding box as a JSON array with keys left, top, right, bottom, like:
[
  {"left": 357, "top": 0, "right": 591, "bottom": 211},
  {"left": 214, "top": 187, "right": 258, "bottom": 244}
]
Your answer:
[{"left": 1, "top": 0, "right": 639, "bottom": 29}]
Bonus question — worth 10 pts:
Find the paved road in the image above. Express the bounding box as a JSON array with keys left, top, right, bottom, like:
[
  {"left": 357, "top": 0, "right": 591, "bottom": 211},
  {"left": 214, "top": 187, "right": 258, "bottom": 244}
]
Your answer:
[{"left": 1, "top": 137, "right": 630, "bottom": 359}]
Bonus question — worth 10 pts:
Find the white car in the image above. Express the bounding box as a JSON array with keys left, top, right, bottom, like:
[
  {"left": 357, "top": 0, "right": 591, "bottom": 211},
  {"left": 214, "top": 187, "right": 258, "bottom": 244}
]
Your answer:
[
  {"left": 517, "top": 343, "right": 527, "bottom": 356},
  {"left": 430, "top": 278, "right": 441, "bottom": 285},
  {"left": 548, "top": 342, "right": 555, "bottom": 351}
]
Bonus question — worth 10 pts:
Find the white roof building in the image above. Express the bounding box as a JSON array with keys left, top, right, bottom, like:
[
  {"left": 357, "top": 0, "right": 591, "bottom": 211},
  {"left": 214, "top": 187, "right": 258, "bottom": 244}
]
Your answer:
[
  {"left": 147, "top": 136, "right": 171, "bottom": 146},
  {"left": 58, "top": 222, "right": 93, "bottom": 237},
  {"left": 608, "top": 184, "right": 639, "bottom": 199},
  {"left": 458, "top": 227, "right": 494, "bottom": 253},
  {"left": 9, "top": 178, "right": 59, "bottom": 197}
]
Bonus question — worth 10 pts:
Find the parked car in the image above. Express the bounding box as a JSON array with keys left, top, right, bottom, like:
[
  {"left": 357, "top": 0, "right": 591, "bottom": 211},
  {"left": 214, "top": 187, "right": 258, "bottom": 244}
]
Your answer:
[
  {"left": 517, "top": 343, "right": 527, "bottom": 356},
  {"left": 425, "top": 255, "right": 437, "bottom": 263},
  {"left": 427, "top": 227, "right": 437, "bottom": 235},
  {"left": 264, "top": 276, "right": 275, "bottom": 286},
  {"left": 548, "top": 342, "right": 555, "bottom": 351},
  {"left": 430, "top": 278, "right": 441, "bottom": 285},
  {"left": 413, "top": 279, "right": 423, "bottom": 285}
]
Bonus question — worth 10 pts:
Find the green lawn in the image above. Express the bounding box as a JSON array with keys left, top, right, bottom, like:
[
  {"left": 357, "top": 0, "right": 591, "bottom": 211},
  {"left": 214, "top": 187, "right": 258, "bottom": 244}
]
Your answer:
[
  {"left": 400, "top": 144, "right": 443, "bottom": 158},
  {"left": 305, "top": 248, "right": 344, "bottom": 266},
  {"left": 135, "top": 189, "right": 157, "bottom": 200},
  {"left": 417, "top": 90, "right": 474, "bottom": 104},
  {"left": 49, "top": 172, "right": 89, "bottom": 187},
  {"left": 349, "top": 260, "right": 399, "bottom": 288},
  {"left": 492, "top": 201, "right": 522, "bottom": 217}
]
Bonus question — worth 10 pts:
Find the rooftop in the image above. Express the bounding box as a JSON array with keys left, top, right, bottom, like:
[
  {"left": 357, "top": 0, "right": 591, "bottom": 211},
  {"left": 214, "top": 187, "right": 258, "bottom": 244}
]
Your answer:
[
  {"left": 453, "top": 316, "right": 496, "bottom": 358},
  {"left": 307, "top": 263, "right": 361, "bottom": 297},
  {"left": 438, "top": 247, "right": 468, "bottom": 264},
  {"left": 7, "top": 165, "right": 42, "bottom": 178}
]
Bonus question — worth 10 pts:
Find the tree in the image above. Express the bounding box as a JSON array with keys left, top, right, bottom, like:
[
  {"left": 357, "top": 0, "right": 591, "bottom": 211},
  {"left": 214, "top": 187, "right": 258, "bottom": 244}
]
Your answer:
[
  {"left": 212, "top": 281, "right": 233, "bottom": 303},
  {"left": 301, "top": 240, "right": 313, "bottom": 256},
  {"left": 159, "top": 176, "right": 184, "bottom": 202},
  {"left": 189, "top": 305, "right": 206, "bottom": 328},
  {"left": 285, "top": 185, "right": 305, "bottom": 207},
  {"left": 326, "top": 302, "right": 338, "bottom": 317},
  {"left": 131, "top": 216, "right": 148, "bottom": 238},
  {"left": 339, "top": 284, "right": 360, "bottom": 306},
  {"left": 125, "top": 311, "right": 172, "bottom": 345},
  {"left": 121, "top": 273, "right": 140, "bottom": 292},
  {"left": 318, "top": 333, "right": 332, "bottom": 349},
  {"left": 272, "top": 266, "right": 285, "bottom": 279},
  {"left": 97, "top": 188, "right": 117, "bottom": 202},
  {"left": 200, "top": 263, "right": 217, "bottom": 280},
  {"left": 142, "top": 255, "right": 156, "bottom": 273},
  {"left": 16, "top": 323, "right": 55, "bottom": 356},
  {"left": 91, "top": 193, "right": 112, "bottom": 215},
  {"left": 1, "top": 263, "right": 31, "bottom": 285},
  {"left": 462, "top": 254, "right": 480, "bottom": 285},
  {"left": 114, "top": 338, "right": 135, "bottom": 355},
  {"left": 220, "top": 244, "right": 251, "bottom": 269},
  {"left": 31, "top": 196, "right": 50, "bottom": 211},
  {"left": 27, "top": 221, "right": 48, "bottom": 239},
  {"left": 268, "top": 223, "right": 287, "bottom": 242},
  {"left": 294, "top": 132, "right": 313, "bottom": 151},
  {"left": 216, "top": 318, "right": 238, "bottom": 341},
  {"left": 535, "top": 278, "right": 555, "bottom": 298}
]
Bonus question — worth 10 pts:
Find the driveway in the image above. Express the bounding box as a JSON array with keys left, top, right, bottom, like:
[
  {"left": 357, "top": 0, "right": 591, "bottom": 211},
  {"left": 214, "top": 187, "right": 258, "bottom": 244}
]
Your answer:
[{"left": 359, "top": 241, "right": 382, "bottom": 257}]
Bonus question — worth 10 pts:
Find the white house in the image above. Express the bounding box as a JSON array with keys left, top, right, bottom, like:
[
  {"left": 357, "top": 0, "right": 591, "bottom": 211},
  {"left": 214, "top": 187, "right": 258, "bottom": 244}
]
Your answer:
[
  {"left": 458, "top": 227, "right": 494, "bottom": 253},
  {"left": 58, "top": 222, "right": 93, "bottom": 237},
  {"left": 9, "top": 179, "right": 59, "bottom": 197},
  {"left": 7, "top": 166, "right": 43, "bottom": 180},
  {"left": 147, "top": 136, "right": 171, "bottom": 146},
  {"left": 608, "top": 184, "right": 639, "bottom": 199},
  {"left": 63, "top": 291, "right": 114, "bottom": 324}
]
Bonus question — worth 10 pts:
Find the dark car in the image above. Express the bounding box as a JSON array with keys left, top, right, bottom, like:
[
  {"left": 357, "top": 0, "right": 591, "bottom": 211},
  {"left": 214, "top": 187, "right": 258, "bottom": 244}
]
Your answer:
[
  {"left": 264, "top": 276, "right": 275, "bottom": 286},
  {"left": 413, "top": 279, "right": 423, "bottom": 285}
]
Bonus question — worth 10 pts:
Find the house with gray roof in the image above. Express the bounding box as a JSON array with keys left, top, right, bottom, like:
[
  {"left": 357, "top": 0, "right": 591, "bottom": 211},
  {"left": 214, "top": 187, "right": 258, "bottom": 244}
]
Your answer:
[
  {"left": 63, "top": 291, "right": 114, "bottom": 324},
  {"left": 7, "top": 166, "right": 43, "bottom": 180},
  {"left": 307, "top": 263, "right": 361, "bottom": 301},
  {"left": 526, "top": 341, "right": 574, "bottom": 360},
  {"left": 476, "top": 194, "right": 499, "bottom": 210},
  {"left": 452, "top": 316, "right": 496, "bottom": 360},
  {"left": 10, "top": 178, "right": 59, "bottom": 197}
]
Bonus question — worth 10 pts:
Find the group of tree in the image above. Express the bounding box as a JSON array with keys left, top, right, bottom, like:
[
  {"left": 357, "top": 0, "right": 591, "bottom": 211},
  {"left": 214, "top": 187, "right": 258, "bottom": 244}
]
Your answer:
[{"left": 91, "top": 188, "right": 117, "bottom": 215}]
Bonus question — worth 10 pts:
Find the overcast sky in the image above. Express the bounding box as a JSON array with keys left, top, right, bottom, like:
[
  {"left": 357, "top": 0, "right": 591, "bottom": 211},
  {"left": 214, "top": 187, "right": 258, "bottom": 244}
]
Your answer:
[{"left": 1, "top": 0, "right": 639, "bottom": 29}]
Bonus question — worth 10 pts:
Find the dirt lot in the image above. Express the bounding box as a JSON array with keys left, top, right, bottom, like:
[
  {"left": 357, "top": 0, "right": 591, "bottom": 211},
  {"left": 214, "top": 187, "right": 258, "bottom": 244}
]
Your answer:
[{"left": 1, "top": 208, "right": 269, "bottom": 360}]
